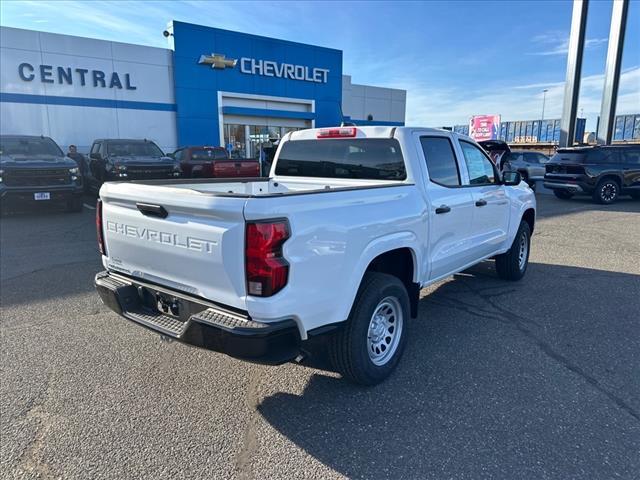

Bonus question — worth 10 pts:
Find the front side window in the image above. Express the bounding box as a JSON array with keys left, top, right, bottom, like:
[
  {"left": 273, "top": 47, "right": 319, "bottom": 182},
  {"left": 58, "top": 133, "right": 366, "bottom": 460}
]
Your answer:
[
  {"left": 275, "top": 139, "right": 406, "bottom": 180},
  {"left": 420, "top": 136, "right": 460, "bottom": 187},
  {"left": 460, "top": 141, "right": 497, "bottom": 185}
]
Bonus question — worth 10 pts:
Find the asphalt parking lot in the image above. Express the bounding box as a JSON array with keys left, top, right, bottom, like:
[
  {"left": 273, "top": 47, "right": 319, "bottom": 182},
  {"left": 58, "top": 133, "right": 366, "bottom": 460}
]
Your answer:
[{"left": 1, "top": 194, "right": 639, "bottom": 479}]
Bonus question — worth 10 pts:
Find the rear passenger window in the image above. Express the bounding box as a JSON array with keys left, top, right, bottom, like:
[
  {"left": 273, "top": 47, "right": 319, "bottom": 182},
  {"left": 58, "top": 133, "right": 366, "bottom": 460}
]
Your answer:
[
  {"left": 622, "top": 150, "right": 640, "bottom": 165},
  {"left": 420, "top": 137, "right": 461, "bottom": 187}
]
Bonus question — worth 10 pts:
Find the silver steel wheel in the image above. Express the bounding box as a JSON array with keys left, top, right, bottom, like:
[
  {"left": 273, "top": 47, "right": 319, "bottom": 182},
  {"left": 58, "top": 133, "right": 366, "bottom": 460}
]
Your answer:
[
  {"left": 601, "top": 182, "right": 617, "bottom": 202},
  {"left": 367, "top": 296, "right": 403, "bottom": 366},
  {"left": 518, "top": 230, "right": 529, "bottom": 271}
]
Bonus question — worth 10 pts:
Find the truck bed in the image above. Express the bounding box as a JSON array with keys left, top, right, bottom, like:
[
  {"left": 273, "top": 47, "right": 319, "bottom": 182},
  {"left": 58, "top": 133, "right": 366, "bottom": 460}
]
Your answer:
[{"left": 102, "top": 176, "right": 407, "bottom": 198}]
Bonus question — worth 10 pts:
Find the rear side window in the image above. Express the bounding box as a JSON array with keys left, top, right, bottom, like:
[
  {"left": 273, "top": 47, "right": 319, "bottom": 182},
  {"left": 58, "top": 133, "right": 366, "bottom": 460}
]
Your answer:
[
  {"left": 275, "top": 139, "right": 406, "bottom": 180},
  {"left": 420, "top": 136, "right": 460, "bottom": 187},
  {"left": 622, "top": 149, "right": 640, "bottom": 165},
  {"left": 586, "top": 149, "right": 619, "bottom": 164}
]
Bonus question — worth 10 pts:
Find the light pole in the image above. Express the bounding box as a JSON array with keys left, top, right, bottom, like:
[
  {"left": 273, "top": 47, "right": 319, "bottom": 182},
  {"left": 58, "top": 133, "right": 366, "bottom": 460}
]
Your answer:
[{"left": 541, "top": 88, "right": 549, "bottom": 122}]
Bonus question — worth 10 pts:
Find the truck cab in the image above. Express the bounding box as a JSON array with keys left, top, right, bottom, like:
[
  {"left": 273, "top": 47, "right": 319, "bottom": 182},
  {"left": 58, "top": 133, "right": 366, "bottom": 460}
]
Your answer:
[
  {"left": 0, "top": 135, "right": 83, "bottom": 213},
  {"left": 85, "top": 139, "right": 181, "bottom": 192}
]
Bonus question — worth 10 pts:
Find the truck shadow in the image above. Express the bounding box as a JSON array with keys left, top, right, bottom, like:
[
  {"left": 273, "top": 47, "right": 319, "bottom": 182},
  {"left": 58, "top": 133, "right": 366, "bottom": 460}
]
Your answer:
[{"left": 257, "top": 262, "right": 640, "bottom": 478}]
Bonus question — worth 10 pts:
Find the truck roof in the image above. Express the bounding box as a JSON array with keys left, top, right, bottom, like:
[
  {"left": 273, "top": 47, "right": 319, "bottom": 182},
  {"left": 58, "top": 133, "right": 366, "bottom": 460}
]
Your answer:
[
  {"left": 288, "top": 126, "right": 461, "bottom": 141},
  {"left": 0, "top": 134, "right": 54, "bottom": 140},
  {"left": 94, "top": 138, "right": 158, "bottom": 143}
]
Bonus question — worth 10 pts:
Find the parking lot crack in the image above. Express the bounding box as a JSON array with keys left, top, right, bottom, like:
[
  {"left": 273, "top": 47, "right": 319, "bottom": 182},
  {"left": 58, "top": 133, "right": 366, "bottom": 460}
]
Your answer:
[
  {"left": 235, "top": 368, "right": 261, "bottom": 480},
  {"left": 16, "top": 374, "right": 59, "bottom": 479},
  {"left": 461, "top": 278, "right": 640, "bottom": 423}
]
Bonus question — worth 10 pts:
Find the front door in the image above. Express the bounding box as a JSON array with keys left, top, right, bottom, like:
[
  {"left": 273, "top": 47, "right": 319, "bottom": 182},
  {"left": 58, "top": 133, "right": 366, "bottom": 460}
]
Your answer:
[
  {"left": 417, "top": 134, "right": 476, "bottom": 281},
  {"left": 458, "top": 139, "right": 510, "bottom": 259}
]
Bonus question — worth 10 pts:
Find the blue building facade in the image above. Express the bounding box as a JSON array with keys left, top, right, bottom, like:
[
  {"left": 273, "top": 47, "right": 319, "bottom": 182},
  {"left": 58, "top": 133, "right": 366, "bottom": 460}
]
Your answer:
[{"left": 170, "top": 21, "right": 347, "bottom": 157}]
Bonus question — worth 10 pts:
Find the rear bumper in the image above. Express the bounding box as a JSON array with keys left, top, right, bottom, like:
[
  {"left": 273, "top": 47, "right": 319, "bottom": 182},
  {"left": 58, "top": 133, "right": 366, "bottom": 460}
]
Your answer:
[{"left": 94, "top": 271, "right": 301, "bottom": 365}]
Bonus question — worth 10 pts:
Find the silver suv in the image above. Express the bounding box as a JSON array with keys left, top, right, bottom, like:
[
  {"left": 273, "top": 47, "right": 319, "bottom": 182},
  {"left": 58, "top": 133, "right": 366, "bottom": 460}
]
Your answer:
[{"left": 501, "top": 150, "right": 550, "bottom": 188}]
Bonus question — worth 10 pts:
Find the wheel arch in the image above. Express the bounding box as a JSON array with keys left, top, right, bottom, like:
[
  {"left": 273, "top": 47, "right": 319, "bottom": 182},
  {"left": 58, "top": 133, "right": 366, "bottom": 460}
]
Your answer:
[
  {"left": 349, "top": 244, "right": 421, "bottom": 320},
  {"left": 522, "top": 208, "right": 535, "bottom": 234}
]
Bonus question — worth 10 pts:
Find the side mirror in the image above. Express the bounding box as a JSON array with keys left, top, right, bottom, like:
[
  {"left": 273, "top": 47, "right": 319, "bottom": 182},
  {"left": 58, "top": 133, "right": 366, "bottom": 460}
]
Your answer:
[
  {"left": 502, "top": 170, "right": 521, "bottom": 186},
  {"left": 90, "top": 152, "right": 101, "bottom": 160},
  {"left": 166, "top": 152, "right": 175, "bottom": 159}
]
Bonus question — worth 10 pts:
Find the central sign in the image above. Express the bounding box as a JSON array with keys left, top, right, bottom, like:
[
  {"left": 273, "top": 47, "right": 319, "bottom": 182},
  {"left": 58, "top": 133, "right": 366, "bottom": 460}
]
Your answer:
[{"left": 198, "top": 53, "right": 329, "bottom": 84}]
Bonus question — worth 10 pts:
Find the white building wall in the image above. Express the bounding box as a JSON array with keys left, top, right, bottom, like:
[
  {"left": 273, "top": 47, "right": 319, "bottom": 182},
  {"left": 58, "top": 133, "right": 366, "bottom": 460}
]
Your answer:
[
  {"left": 0, "top": 26, "right": 177, "bottom": 153},
  {"left": 341, "top": 75, "right": 406, "bottom": 124}
]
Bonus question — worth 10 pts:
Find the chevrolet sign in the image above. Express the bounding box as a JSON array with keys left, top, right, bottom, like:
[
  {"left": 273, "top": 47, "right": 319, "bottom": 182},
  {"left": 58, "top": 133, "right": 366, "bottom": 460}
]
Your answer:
[{"left": 198, "top": 53, "right": 329, "bottom": 84}]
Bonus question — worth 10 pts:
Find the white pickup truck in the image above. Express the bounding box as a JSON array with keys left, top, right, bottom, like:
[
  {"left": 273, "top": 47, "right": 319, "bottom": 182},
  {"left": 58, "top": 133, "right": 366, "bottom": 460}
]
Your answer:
[{"left": 95, "top": 126, "right": 536, "bottom": 384}]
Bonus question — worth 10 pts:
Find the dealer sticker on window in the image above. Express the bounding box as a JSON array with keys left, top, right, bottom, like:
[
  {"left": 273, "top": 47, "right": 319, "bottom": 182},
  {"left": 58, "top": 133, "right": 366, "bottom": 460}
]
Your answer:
[{"left": 34, "top": 192, "right": 51, "bottom": 201}]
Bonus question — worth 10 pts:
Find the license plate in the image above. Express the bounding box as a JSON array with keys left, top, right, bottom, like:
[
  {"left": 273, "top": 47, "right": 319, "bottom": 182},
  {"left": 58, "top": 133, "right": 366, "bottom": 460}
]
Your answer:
[{"left": 34, "top": 192, "right": 51, "bottom": 201}]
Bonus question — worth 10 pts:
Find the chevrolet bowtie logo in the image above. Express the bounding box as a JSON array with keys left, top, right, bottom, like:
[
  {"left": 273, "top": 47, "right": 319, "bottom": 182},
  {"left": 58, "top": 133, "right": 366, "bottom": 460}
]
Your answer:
[{"left": 198, "top": 53, "right": 237, "bottom": 69}]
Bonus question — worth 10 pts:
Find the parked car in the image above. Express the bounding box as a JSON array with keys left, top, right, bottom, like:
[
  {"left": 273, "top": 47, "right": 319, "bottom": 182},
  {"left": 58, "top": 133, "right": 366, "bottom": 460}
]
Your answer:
[
  {"left": 0, "top": 135, "right": 83, "bottom": 212},
  {"left": 544, "top": 145, "right": 640, "bottom": 204},
  {"left": 85, "top": 139, "right": 181, "bottom": 192},
  {"left": 501, "top": 150, "right": 550, "bottom": 189},
  {"left": 172, "top": 146, "right": 260, "bottom": 178},
  {"left": 94, "top": 126, "right": 535, "bottom": 385}
]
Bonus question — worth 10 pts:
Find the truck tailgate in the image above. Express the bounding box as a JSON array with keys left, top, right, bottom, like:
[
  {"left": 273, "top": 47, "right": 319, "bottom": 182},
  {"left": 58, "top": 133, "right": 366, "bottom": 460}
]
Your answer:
[{"left": 100, "top": 183, "right": 247, "bottom": 310}]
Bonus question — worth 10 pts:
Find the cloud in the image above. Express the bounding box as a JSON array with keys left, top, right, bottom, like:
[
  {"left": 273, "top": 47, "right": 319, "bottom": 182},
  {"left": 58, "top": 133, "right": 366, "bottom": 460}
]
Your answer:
[
  {"left": 528, "top": 30, "right": 608, "bottom": 56},
  {"left": 393, "top": 66, "right": 640, "bottom": 130}
]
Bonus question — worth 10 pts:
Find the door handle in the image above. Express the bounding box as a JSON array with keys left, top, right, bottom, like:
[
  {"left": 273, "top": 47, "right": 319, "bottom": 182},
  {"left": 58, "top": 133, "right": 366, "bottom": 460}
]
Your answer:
[
  {"left": 435, "top": 205, "right": 451, "bottom": 214},
  {"left": 475, "top": 199, "right": 487, "bottom": 207}
]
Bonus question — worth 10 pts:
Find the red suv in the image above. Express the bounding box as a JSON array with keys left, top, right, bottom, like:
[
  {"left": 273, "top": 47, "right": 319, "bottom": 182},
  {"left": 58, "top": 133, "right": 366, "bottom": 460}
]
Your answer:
[{"left": 172, "top": 146, "right": 260, "bottom": 178}]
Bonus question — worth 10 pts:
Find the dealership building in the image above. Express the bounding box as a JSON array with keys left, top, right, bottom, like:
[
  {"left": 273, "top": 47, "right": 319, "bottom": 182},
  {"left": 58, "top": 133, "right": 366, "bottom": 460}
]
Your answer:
[{"left": 0, "top": 22, "right": 406, "bottom": 156}]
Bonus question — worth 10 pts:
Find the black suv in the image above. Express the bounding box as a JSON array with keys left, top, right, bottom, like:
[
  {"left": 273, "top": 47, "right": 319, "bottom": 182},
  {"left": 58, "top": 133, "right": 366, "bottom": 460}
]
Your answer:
[
  {"left": 544, "top": 145, "right": 640, "bottom": 204},
  {"left": 0, "top": 135, "right": 83, "bottom": 212},
  {"left": 85, "top": 139, "right": 181, "bottom": 192}
]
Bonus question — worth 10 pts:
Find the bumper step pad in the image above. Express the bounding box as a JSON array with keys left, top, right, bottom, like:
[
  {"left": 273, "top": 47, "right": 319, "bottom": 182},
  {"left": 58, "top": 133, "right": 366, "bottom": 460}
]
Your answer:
[{"left": 94, "top": 271, "right": 301, "bottom": 364}]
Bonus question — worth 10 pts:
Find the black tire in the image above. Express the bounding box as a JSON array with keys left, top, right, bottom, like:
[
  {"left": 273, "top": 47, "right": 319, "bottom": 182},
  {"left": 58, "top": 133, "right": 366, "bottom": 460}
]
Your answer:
[
  {"left": 329, "top": 272, "right": 409, "bottom": 385},
  {"left": 592, "top": 178, "right": 619, "bottom": 204},
  {"left": 67, "top": 196, "right": 83, "bottom": 213},
  {"left": 495, "top": 220, "right": 531, "bottom": 281},
  {"left": 554, "top": 190, "right": 573, "bottom": 200}
]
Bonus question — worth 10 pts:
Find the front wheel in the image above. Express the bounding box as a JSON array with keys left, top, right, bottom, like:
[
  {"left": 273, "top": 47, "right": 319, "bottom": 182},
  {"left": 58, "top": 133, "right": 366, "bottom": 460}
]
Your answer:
[
  {"left": 495, "top": 221, "right": 531, "bottom": 281},
  {"left": 329, "top": 272, "right": 409, "bottom": 385}
]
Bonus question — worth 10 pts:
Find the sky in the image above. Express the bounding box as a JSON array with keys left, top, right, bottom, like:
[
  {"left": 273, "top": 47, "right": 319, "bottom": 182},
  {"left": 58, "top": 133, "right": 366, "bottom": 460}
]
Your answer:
[{"left": 1, "top": 0, "right": 639, "bottom": 131}]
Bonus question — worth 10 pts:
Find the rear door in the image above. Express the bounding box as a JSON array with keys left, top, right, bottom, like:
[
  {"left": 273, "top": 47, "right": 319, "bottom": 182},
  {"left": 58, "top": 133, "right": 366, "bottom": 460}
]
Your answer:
[
  {"left": 100, "top": 182, "right": 248, "bottom": 309},
  {"left": 457, "top": 139, "right": 510, "bottom": 259},
  {"left": 417, "top": 134, "right": 476, "bottom": 280},
  {"left": 621, "top": 148, "right": 640, "bottom": 189}
]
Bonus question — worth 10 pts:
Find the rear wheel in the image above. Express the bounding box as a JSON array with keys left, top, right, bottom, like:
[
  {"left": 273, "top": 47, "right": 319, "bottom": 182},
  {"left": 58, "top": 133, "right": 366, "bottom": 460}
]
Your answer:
[
  {"left": 329, "top": 272, "right": 409, "bottom": 385},
  {"left": 554, "top": 190, "right": 573, "bottom": 200},
  {"left": 593, "top": 178, "right": 619, "bottom": 204},
  {"left": 495, "top": 220, "right": 531, "bottom": 281}
]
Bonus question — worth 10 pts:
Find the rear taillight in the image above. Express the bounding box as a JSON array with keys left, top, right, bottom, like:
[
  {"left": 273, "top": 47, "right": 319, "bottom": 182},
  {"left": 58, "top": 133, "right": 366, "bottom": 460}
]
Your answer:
[
  {"left": 245, "top": 220, "right": 290, "bottom": 297},
  {"left": 96, "top": 198, "right": 106, "bottom": 255},
  {"left": 317, "top": 127, "right": 357, "bottom": 138}
]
